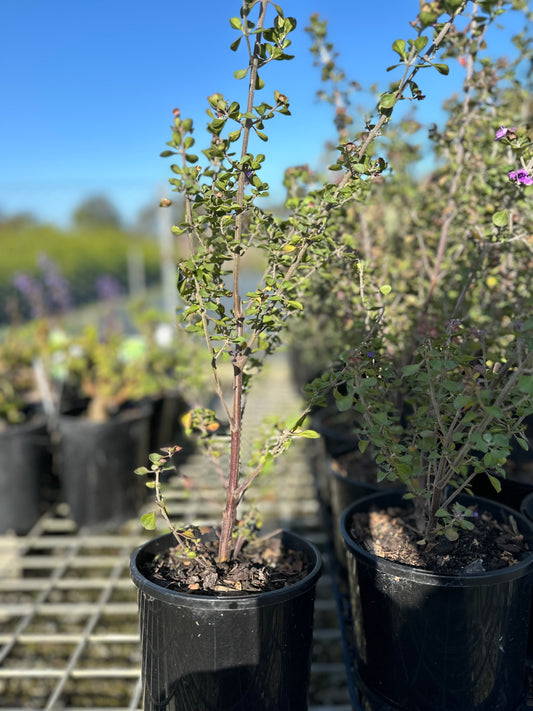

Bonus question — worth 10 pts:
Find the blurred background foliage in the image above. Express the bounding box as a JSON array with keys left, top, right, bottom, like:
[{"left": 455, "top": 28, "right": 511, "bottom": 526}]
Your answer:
[{"left": 0, "top": 195, "right": 165, "bottom": 324}]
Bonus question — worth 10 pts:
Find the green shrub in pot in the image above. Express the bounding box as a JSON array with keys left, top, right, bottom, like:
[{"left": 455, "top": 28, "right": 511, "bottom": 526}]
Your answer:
[
  {"left": 0, "top": 324, "right": 55, "bottom": 533},
  {"left": 297, "top": 3, "right": 533, "bottom": 706}
]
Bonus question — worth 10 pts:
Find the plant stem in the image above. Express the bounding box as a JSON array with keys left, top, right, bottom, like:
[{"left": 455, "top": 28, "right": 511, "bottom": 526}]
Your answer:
[{"left": 218, "top": 0, "right": 268, "bottom": 563}]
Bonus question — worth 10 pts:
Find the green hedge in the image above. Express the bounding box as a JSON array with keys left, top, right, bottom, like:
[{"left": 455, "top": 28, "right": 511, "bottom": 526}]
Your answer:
[{"left": 0, "top": 225, "right": 162, "bottom": 322}]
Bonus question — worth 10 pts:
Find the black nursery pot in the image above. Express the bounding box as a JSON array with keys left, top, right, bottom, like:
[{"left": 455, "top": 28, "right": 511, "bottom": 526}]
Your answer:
[
  {"left": 130, "top": 530, "right": 323, "bottom": 711},
  {"left": 521, "top": 492, "right": 533, "bottom": 524},
  {"left": 0, "top": 418, "right": 52, "bottom": 534},
  {"left": 330, "top": 467, "right": 380, "bottom": 567},
  {"left": 520, "top": 492, "right": 533, "bottom": 667},
  {"left": 470, "top": 470, "right": 533, "bottom": 512},
  {"left": 57, "top": 404, "right": 151, "bottom": 529},
  {"left": 340, "top": 491, "right": 533, "bottom": 711},
  {"left": 149, "top": 391, "right": 189, "bottom": 453}
]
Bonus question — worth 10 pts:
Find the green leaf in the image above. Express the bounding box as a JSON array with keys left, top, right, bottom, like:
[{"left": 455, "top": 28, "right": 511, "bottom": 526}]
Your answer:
[
  {"left": 392, "top": 39, "right": 406, "bottom": 57},
  {"left": 484, "top": 406, "right": 503, "bottom": 418},
  {"left": 492, "top": 210, "right": 508, "bottom": 227},
  {"left": 453, "top": 394, "right": 472, "bottom": 410},
  {"left": 379, "top": 94, "right": 396, "bottom": 109},
  {"left": 181, "top": 529, "right": 196, "bottom": 540},
  {"left": 373, "top": 411, "right": 389, "bottom": 425},
  {"left": 414, "top": 36, "right": 429, "bottom": 52},
  {"left": 444, "top": 527, "right": 459, "bottom": 541},
  {"left": 419, "top": 10, "right": 438, "bottom": 27},
  {"left": 229, "top": 17, "right": 242, "bottom": 30},
  {"left": 377, "top": 469, "right": 388, "bottom": 482},
  {"left": 335, "top": 395, "right": 353, "bottom": 412},
  {"left": 234, "top": 68, "right": 248, "bottom": 80},
  {"left": 433, "top": 63, "right": 449, "bottom": 75},
  {"left": 141, "top": 512, "right": 156, "bottom": 530},
  {"left": 380, "top": 284, "right": 392, "bottom": 296},
  {"left": 518, "top": 375, "right": 533, "bottom": 394},
  {"left": 402, "top": 363, "right": 420, "bottom": 377},
  {"left": 358, "top": 440, "right": 370, "bottom": 454},
  {"left": 444, "top": 0, "right": 464, "bottom": 12},
  {"left": 435, "top": 508, "right": 449, "bottom": 518},
  {"left": 134, "top": 466, "right": 150, "bottom": 476},
  {"left": 297, "top": 429, "right": 320, "bottom": 439},
  {"left": 487, "top": 474, "right": 502, "bottom": 493},
  {"left": 230, "top": 37, "right": 242, "bottom": 52},
  {"left": 515, "top": 437, "right": 529, "bottom": 451},
  {"left": 462, "top": 521, "right": 475, "bottom": 531},
  {"left": 443, "top": 380, "right": 464, "bottom": 393}
]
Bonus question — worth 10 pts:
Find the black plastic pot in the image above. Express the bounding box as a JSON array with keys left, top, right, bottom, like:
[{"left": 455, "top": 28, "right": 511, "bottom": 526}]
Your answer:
[
  {"left": 0, "top": 417, "right": 52, "bottom": 534},
  {"left": 130, "top": 530, "right": 323, "bottom": 711},
  {"left": 520, "top": 493, "right": 533, "bottom": 668},
  {"left": 149, "top": 391, "right": 189, "bottom": 452},
  {"left": 311, "top": 406, "right": 359, "bottom": 459},
  {"left": 57, "top": 403, "right": 151, "bottom": 529},
  {"left": 522, "top": 493, "right": 533, "bottom": 523},
  {"left": 340, "top": 490, "right": 533, "bottom": 711},
  {"left": 330, "top": 466, "right": 380, "bottom": 567},
  {"left": 470, "top": 471, "right": 533, "bottom": 513}
]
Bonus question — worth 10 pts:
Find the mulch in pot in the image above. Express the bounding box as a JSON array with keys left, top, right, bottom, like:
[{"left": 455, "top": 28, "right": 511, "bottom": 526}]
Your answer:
[
  {"left": 141, "top": 529, "right": 311, "bottom": 595},
  {"left": 349, "top": 503, "right": 530, "bottom": 574}
]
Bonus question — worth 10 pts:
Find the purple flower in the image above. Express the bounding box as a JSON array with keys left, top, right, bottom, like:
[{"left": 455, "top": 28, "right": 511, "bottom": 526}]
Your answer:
[
  {"left": 494, "top": 125, "right": 517, "bottom": 141},
  {"left": 13, "top": 272, "right": 45, "bottom": 319},
  {"left": 509, "top": 169, "right": 533, "bottom": 186},
  {"left": 366, "top": 351, "right": 375, "bottom": 359},
  {"left": 446, "top": 318, "right": 462, "bottom": 334},
  {"left": 38, "top": 254, "right": 72, "bottom": 314},
  {"left": 95, "top": 274, "right": 123, "bottom": 301}
]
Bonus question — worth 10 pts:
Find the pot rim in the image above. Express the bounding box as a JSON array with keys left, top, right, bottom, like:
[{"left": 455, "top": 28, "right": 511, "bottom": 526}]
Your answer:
[
  {"left": 59, "top": 400, "right": 152, "bottom": 427},
  {"left": 521, "top": 491, "right": 533, "bottom": 521},
  {"left": 0, "top": 416, "right": 49, "bottom": 436},
  {"left": 130, "top": 529, "right": 323, "bottom": 609},
  {"left": 340, "top": 489, "right": 533, "bottom": 587}
]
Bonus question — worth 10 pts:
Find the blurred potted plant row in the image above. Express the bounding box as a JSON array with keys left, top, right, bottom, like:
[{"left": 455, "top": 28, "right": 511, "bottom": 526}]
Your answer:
[
  {"left": 0, "top": 222, "right": 163, "bottom": 325},
  {"left": 0, "top": 269, "right": 207, "bottom": 533}
]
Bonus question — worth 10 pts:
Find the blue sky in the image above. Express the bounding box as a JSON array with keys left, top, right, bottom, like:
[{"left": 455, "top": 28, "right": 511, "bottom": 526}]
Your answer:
[{"left": 0, "top": 1, "right": 527, "bottom": 228}]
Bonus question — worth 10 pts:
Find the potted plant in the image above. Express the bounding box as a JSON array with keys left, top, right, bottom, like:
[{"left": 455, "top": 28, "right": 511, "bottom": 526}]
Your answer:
[
  {"left": 296, "top": 0, "right": 533, "bottom": 570},
  {"left": 57, "top": 324, "right": 153, "bottom": 529},
  {"left": 0, "top": 324, "right": 53, "bottom": 534},
  {"left": 336, "top": 320, "right": 533, "bottom": 710},
  {"left": 282, "top": 1, "right": 533, "bottom": 707},
  {"left": 318, "top": 6, "right": 533, "bottom": 700},
  {"left": 127, "top": 1, "right": 484, "bottom": 708}
]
